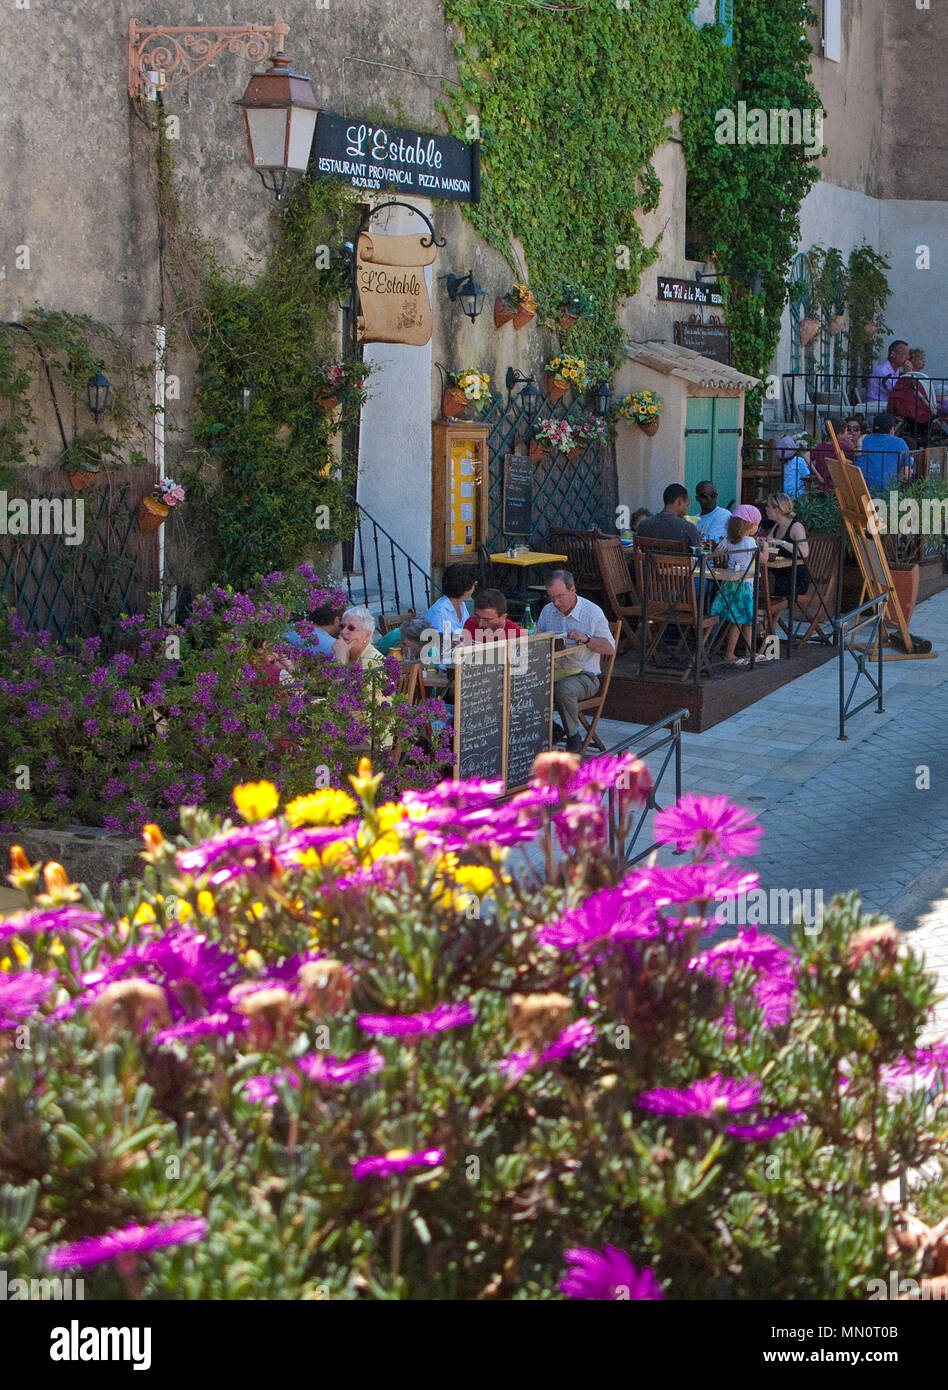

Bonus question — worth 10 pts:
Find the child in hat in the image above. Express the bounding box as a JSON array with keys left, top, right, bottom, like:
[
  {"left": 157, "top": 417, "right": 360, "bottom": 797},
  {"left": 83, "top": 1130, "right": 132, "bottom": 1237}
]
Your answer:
[{"left": 712, "top": 504, "right": 770, "bottom": 666}]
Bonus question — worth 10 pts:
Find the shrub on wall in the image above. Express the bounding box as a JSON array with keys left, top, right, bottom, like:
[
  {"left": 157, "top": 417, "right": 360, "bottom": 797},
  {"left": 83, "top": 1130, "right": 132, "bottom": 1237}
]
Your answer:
[{"left": 1, "top": 766, "right": 945, "bottom": 1298}]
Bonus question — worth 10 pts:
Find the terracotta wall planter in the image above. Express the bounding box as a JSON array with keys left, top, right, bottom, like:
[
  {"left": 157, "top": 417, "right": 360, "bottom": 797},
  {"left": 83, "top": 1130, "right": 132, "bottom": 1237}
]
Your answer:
[
  {"left": 512, "top": 306, "right": 535, "bottom": 330},
  {"left": 138, "top": 496, "right": 170, "bottom": 534},
  {"left": 67, "top": 470, "right": 98, "bottom": 490},
  {"left": 443, "top": 386, "right": 469, "bottom": 417},
  {"left": 494, "top": 298, "right": 515, "bottom": 327},
  {"left": 528, "top": 438, "right": 548, "bottom": 461},
  {"left": 559, "top": 311, "right": 578, "bottom": 332},
  {"left": 799, "top": 316, "right": 820, "bottom": 346},
  {"left": 637, "top": 418, "right": 660, "bottom": 437},
  {"left": 546, "top": 376, "right": 568, "bottom": 403}
]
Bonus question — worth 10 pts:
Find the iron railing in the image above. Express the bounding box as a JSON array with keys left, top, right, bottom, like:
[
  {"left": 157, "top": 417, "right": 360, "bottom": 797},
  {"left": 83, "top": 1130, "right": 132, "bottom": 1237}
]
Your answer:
[
  {"left": 345, "top": 496, "right": 437, "bottom": 620},
  {"left": 833, "top": 593, "right": 886, "bottom": 740},
  {"left": 604, "top": 708, "right": 686, "bottom": 864},
  {"left": 781, "top": 372, "right": 948, "bottom": 438}
]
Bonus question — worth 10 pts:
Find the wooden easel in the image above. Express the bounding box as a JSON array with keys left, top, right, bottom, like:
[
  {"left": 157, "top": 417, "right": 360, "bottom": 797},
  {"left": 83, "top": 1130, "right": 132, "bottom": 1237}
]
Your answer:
[{"left": 826, "top": 422, "right": 937, "bottom": 660}]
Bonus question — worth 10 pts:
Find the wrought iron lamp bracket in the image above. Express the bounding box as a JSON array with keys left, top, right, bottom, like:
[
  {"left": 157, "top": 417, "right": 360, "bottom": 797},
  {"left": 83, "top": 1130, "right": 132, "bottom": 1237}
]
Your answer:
[{"left": 127, "top": 19, "right": 290, "bottom": 101}]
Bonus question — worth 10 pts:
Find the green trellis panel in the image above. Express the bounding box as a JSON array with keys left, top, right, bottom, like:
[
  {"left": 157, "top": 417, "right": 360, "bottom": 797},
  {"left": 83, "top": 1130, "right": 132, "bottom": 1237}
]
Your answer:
[{"left": 483, "top": 394, "right": 606, "bottom": 548}]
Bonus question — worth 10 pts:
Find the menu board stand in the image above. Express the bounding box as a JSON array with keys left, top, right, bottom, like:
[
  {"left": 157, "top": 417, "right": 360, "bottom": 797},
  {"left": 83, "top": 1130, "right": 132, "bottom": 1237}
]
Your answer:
[{"left": 453, "top": 632, "right": 556, "bottom": 788}]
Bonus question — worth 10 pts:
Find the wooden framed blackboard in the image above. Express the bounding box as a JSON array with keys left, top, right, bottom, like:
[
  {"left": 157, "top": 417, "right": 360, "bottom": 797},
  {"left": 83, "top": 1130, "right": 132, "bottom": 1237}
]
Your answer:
[
  {"left": 502, "top": 453, "right": 532, "bottom": 536},
  {"left": 506, "top": 633, "right": 555, "bottom": 790},
  {"left": 674, "top": 315, "right": 731, "bottom": 366},
  {"left": 453, "top": 647, "right": 508, "bottom": 782}
]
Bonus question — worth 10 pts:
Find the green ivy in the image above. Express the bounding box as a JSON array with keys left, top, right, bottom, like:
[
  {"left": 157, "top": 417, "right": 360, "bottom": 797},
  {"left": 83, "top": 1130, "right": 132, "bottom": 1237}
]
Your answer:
[
  {"left": 440, "top": 0, "right": 703, "bottom": 378},
  {"left": 682, "top": 2, "right": 822, "bottom": 427}
]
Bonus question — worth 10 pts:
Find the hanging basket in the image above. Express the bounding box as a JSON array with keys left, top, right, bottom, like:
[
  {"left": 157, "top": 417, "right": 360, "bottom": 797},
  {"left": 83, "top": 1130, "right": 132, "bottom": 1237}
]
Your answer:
[
  {"left": 799, "top": 316, "right": 821, "bottom": 346},
  {"left": 443, "top": 385, "right": 469, "bottom": 418},
  {"left": 138, "top": 496, "right": 170, "bottom": 534},
  {"left": 565, "top": 445, "right": 582, "bottom": 459},
  {"left": 863, "top": 320, "right": 877, "bottom": 339},
  {"left": 66, "top": 470, "right": 97, "bottom": 490},
  {"left": 512, "top": 305, "right": 535, "bottom": 330},
  {"left": 636, "top": 417, "right": 660, "bottom": 437},
  {"left": 828, "top": 314, "right": 846, "bottom": 337},
  {"left": 494, "top": 297, "right": 516, "bottom": 327},
  {"left": 546, "top": 375, "right": 569, "bottom": 403}
]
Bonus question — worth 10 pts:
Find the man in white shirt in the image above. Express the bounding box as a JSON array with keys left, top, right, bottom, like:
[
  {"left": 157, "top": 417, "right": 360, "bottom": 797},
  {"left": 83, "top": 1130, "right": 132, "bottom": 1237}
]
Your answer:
[
  {"left": 694, "top": 481, "right": 731, "bottom": 543},
  {"left": 536, "top": 569, "right": 615, "bottom": 753},
  {"left": 866, "top": 340, "right": 909, "bottom": 402}
]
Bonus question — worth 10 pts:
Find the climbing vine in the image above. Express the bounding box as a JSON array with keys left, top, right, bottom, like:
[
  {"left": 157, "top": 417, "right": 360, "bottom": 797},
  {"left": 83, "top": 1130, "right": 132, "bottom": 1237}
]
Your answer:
[
  {"left": 441, "top": 0, "right": 702, "bottom": 378},
  {"left": 681, "top": 1, "right": 822, "bottom": 426}
]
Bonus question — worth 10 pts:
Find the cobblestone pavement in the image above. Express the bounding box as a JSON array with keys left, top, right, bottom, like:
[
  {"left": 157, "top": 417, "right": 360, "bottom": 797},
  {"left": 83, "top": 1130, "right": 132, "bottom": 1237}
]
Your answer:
[{"left": 595, "top": 586, "right": 948, "bottom": 1041}]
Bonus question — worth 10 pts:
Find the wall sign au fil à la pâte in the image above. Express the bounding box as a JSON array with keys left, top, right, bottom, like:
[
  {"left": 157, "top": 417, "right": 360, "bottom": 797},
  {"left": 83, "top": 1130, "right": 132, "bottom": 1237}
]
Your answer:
[{"left": 355, "top": 232, "right": 437, "bottom": 346}]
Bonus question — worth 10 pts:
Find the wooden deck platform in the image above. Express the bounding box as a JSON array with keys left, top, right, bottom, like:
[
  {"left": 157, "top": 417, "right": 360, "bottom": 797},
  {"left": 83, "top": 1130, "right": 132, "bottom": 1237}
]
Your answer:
[{"left": 603, "top": 642, "right": 836, "bottom": 733}]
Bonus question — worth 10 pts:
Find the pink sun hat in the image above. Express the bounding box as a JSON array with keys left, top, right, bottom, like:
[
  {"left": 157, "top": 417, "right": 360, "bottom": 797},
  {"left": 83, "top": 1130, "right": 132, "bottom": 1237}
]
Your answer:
[{"left": 731, "top": 504, "right": 761, "bottom": 525}]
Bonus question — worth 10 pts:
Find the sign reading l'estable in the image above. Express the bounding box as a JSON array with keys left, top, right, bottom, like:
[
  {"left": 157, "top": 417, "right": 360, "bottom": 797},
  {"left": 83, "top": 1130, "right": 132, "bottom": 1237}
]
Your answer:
[
  {"left": 355, "top": 232, "right": 437, "bottom": 346},
  {"left": 657, "top": 276, "right": 724, "bottom": 307},
  {"left": 312, "top": 112, "right": 480, "bottom": 203}
]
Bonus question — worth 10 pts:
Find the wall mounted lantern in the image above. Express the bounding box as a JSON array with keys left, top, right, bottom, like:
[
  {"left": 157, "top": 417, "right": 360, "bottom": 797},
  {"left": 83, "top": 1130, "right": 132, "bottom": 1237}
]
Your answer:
[
  {"left": 236, "top": 32, "right": 319, "bottom": 200},
  {"left": 86, "top": 364, "right": 111, "bottom": 424},
  {"left": 506, "top": 367, "right": 539, "bottom": 419},
  {"left": 593, "top": 381, "right": 613, "bottom": 416},
  {"left": 445, "top": 271, "right": 486, "bottom": 323}
]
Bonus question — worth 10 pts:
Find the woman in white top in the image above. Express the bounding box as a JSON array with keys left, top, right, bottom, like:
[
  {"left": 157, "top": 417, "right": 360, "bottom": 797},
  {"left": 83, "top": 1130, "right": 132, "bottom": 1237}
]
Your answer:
[{"left": 424, "top": 564, "right": 477, "bottom": 653}]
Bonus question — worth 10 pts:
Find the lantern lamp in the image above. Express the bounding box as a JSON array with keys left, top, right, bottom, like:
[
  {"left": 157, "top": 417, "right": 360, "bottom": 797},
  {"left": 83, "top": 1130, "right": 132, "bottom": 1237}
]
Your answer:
[
  {"left": 445, "top": 271, "right": 487, "bottom": 323},
  {"left": 236, "top": 34, "right": 319, "bottom": 200},
  {"left": 86, "top": 363, "right": 111, "bottom": 424}
]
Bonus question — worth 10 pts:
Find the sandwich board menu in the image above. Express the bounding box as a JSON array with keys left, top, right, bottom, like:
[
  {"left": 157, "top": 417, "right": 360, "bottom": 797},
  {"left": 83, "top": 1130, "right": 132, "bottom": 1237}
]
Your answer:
[{"left": 453, "top": 632, "right": 556, "bottom": 789}]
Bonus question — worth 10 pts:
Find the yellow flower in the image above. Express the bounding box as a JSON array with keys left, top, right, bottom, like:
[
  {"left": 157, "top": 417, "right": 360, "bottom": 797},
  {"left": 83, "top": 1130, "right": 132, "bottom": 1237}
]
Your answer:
[
  {"left": 176, "top": 899, "right": 193, "bottom": 922},
  {"left": 241, "top": 948, "right": 265, "bottom": 973},
  {"left": 10, "top": 938, "right": 30, "bottom": 967},
  {"left": 349, "top": 757, "right": 383, "bottom": 800},
  {"left": 197, "top": 891, "right": 215, "bottom": 915},
  {"left": 7, "top": 845, "right": 38, "bottom": 889},
  {"left": 360, "top": 803, "right": 408, "bottom": 861},
  {"left": 285, "top": 790, "right": 357, "bottom": 828},
  {"left": 49, "top": 938, "right": 65, "bottom": 957},
  {"left": 454, "top": 866, "right": 497, "bottom": 897},
  {"left": 233, "top": 781, "right": 280, "bottom": 823},
  {"left": 132, "top": 902, "right": 156, "bottom": 926}
]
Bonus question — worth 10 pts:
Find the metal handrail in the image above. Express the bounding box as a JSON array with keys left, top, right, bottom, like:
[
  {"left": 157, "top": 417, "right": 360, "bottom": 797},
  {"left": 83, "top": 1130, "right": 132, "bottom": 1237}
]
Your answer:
[
  {"left": 604, "top": 708, "right": 686, "bottom": 864},
  {"left": 345, "top": 496, "right": 438, "bottom": 619}
]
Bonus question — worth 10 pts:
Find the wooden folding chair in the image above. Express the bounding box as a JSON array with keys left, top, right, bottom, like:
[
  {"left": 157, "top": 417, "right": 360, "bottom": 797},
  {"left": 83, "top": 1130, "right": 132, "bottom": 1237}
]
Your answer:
[
  {"left": 396, "top": 662, "right": 427, "bottom": 703},
  {"left": 548, "top": 526, "right": 608, "bottom": 602},
  {"left": 777, "top": 533, "right": 840, "bottom": 645},
  {"left": 642, "top": 551, "right": 717, "bottom": 679},
  {"left": 577, "top": 619, "right": 622, "bottom": 753},
  {"left": 631, "top": 535, "right": 690, "bottom": 661},
  {"left": 378, "top": 609, "right": 416, "bottom": 636},
  {"left": 593, "top": 536, "right": 643, "bottom": 651}
]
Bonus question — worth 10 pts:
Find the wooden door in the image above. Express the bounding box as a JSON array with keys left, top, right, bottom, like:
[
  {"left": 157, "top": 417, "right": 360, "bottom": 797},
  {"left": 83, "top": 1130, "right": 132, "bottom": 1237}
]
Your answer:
[
  {"left": 710, "top": 396, "right": 742, "bottom": 509},
  {"left": 684, "top": 397, "right": 713, "bottom": 502}
]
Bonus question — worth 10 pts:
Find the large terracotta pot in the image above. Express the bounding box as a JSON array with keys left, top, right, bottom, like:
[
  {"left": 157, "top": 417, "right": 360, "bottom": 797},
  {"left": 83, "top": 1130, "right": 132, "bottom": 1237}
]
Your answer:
[
  {"left": 546, "top": 375, "right": 568, "bottom": 403},
  {"left": 888, "top": 565, "right": 920, "bottom": 627},
  {"left": 799, "top": 316, "right": 821, "bottom": 346},
  {"left": 512, "top": 305, "right": 535, "bottom": 330},
  {"left": 494, "top": 297, "right": 515, "bottom": 327},
  {"left": 443, "top": 385, "right": 468, "bottom": 417},
  {"left": 637, "top": 417, "right": 660, "bottom": 437},
  {"left": 67, "top": 470, "right": 98, "bottom": 490},
  {"left": 138, "top": 496, "right": 170, "bottom": 534}
]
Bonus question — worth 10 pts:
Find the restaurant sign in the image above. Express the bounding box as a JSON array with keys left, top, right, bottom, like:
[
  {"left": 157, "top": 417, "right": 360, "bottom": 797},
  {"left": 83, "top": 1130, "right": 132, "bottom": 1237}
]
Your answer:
[
  {"left": 657, "top": 276, "right": 723, "bottom": 307},
  {"left": 356, "top": 232, "right": 437, "bottom": 346},
  {"left": 312, "top": 112, "right": 480, "bottom": 203}
]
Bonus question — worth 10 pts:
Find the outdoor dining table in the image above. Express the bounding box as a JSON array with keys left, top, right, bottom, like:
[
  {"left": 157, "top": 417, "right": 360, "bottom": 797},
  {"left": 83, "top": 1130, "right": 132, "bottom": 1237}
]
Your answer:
[{"left": 490, "top": 549, "right": 568, "bottom": 607}]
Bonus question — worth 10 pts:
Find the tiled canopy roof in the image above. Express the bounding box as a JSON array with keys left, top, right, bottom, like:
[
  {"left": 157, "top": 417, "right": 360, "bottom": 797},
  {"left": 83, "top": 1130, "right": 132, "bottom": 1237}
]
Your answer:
[{"left": 626, "top": 340, "right": 761, "bottom": 391}]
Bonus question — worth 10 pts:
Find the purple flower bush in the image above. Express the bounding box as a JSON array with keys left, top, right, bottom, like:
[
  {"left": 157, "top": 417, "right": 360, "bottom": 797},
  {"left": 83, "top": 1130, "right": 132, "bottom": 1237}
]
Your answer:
[
  {"left": 0, "top": 567, "right": 452, "bottom": 835},
  {"left": 0, "top": 769, "right": 946, "bottom": 1299}
]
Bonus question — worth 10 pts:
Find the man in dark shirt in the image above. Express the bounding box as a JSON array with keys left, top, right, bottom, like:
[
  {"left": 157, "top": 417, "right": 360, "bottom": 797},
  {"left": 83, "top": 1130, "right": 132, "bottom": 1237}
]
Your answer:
[{"left": 635, "top": 484, "right": 702, "bottom": 548}]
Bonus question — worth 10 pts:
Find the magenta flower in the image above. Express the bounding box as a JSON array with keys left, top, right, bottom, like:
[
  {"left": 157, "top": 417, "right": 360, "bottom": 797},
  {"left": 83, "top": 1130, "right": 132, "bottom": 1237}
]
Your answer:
[
  {"left": 175, "top": 819, "right": 282, "bottom": 876},
  {"left": 0, "top": 906, "right": 103, "bottom": 942},
  {"left": 725, "top": 1113, "right": 806, "bottom": 1141},
  {"left": 46, "top": 1217, "right": 207, "bottom": 1270},
  {"left": 298, "top": 1050, "right": 385, "bottom": 1085},
  {"left": 879, "top": 1041, "right": 948, "bottom": 1096},
  {"left": 352, "top": 1148, "right": 445, "bottom": 1180},
  {"left": 654, "top": 795, "right": 763, "bottom": 860},
  {"left": 564, "top": 753, "right": 652, "bottom": 804},
  {"left": 560, "top": 1245, "right": 664, "bottom": 1301},
  {"left": 497, "top": 1018, "right": 595, "bottom": 1081},
  {"left": 636, "top": 862, "right": 759, "bottom": 912},
  {"left": 358, "top": 1001, "right": 474, "bottom": 1040},
  {"left": 691, "top": 927, "right": 798, "bottom": 1029},
  {"left": 0, "top": 971, "right": 55, "bottom": 1027},
  {"left": 154, "top": 1012, "right": 248, "bottom": 1045},
  {"left": 537, "top": 884, "right": 662, "bottom": 953},
  {"left": 638, "top": 1073, "right": 761, "bottom": 1119}
]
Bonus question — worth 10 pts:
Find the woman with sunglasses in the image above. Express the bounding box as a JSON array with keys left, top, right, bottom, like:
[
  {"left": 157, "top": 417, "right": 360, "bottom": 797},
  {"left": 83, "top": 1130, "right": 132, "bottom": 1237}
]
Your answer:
[{"left": 332, "top": 606, "right": 384, "bottom": 668}]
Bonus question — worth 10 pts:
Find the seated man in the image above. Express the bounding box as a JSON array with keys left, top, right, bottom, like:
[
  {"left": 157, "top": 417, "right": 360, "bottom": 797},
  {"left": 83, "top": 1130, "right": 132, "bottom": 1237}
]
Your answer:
[
  {"left": 635, "top": 483, "right": 702, "bottom": 548},
  {"left": 283, "top": 601, "right": 343, "bottom": 655},
  {"left": 536, "top": 569, "right": 615, "bottom": 754},
  {"left": 857, "top": 413, "right": 911, "bottom": 489},
  {"left": 866, "top": 339, "right": 909, "bottom": 402},
  {"left": 809, "top": 418, "right": 857, "bottom": 492},
  {"left": 463, "top": 588, "right": 526, "bottom": 643},
  {"left": 694, "top": 481, "right": 731, "bottom": 543}
]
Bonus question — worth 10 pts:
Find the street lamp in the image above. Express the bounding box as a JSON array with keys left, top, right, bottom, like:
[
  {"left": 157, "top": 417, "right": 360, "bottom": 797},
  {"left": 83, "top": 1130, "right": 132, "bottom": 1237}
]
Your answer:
[
  {"left": 86, "top": 363, "right": 111, "bottom": 423},
  {"left": 236, "top": 32, "right": 319, "bottom": 200},
  {"left": 445, "top": 271, "right": 486, "bottom": 323}
]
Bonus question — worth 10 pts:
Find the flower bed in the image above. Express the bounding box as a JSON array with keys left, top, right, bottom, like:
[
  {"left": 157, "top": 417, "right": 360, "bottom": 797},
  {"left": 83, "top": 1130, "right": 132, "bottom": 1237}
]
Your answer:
[
  {"left": 0, "top": 568, "right": 452, "bottom": 835},
  {"left": 1, "top": 761, "right": 945, "bottom": 1299}
]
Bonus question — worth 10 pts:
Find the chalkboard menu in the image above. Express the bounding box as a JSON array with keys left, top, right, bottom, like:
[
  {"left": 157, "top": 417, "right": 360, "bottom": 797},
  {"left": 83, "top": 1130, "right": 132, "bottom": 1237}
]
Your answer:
[
  {"left": 506, "top": 635, "right": 555, "bottom": 789},
  {"left": 673, "top": 316, "right": 732, "bottom": 366},
  {"left": 502, "top": 453, "right": 532, "bottom": 536},
  {"left": 453, "top": 650, "right": 507, "bottom": 782}
]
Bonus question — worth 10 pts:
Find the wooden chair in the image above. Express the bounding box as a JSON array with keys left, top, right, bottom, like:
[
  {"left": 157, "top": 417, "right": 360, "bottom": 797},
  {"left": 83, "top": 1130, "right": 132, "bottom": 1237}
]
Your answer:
[
  {"left": 777, "top": 533, "right": 840, "bottom": 645},
  {"left": 630, "top": 535, "right": 691, "bottom": 659},
  {"left": 396, "top": 661, "right": 427, "bottom": 703},
  {"left": 576, "top": 619, "right": 622, "bottom": 753},
  {"left": 378, "top": 609, "right": 415, "bottom": 636},
  {"left": 640, "top": 551, "right": 717, "bottom": 678},
  {"left": 593, "top": 536, "right": 643, "bottom": 651},
  {"left": 548, "top": 526, "right": 608, "bottom": 602}
]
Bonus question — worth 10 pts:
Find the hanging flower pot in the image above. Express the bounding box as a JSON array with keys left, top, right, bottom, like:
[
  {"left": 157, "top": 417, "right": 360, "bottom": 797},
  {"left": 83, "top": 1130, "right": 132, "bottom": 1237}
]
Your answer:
[
  {"left": 67, "top": 470, "right": 97, "bottom": 490},
  {"left": 559, "top": 311, "right": 578, "bottom": 332},
  {"left": 565, "top": 445, "right": 583, "bottom": 459},
  {"left": 637, "top": 417, "right": 660, "bottom": 437},
  {"left": 138, "top": 496, "right": 170, "bottom": 534},
  {"left": 512, "top": 304, "right": 535, "bottom": 330},
  {"left": 443, "top": 385, "right": 469, "bottom": 417},
  {"left": 546, "top": 375, "right": 569, "bottom": 403},
  {"left": 828, "top": 313, "right": 846, "bottom": 337},
  {"left": 529, "top": 437, "right": 547, "bottom": 461},
  {"left": 317, "top": 393, "right": 339, "bottom": 412},
  {"left": 494, "top": 297, "right": 515, "bottom": 327},
  {"left": 864, "top": 320, "right": 877, "bottom": 339},
  {"left": 799, "top": 316, "right": 821, "bottom": 346}
]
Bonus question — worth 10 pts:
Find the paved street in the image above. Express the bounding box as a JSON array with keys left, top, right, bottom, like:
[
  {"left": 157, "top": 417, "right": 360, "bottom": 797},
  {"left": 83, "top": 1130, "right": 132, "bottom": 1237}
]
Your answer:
[{"left": 597, "top": 586, "right": 948, "bottom": 1041}]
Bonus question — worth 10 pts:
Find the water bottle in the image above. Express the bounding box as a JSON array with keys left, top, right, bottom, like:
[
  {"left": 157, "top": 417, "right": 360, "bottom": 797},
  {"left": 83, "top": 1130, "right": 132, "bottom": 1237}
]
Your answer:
[{"left": 523, "top": 608, "right": 535, "bottom": 634}]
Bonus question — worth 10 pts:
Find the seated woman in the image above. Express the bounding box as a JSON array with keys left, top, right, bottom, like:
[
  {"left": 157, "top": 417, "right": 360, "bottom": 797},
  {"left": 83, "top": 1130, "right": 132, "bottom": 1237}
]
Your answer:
[
  {"left": 424, "top": 564, "right": 477, "bottom": 646},
  {"left": 761, "top": 493, "right": 811, "bottom": 599},
  {"left": 332, "top": 606, "right": 384, "bottom": 668}
]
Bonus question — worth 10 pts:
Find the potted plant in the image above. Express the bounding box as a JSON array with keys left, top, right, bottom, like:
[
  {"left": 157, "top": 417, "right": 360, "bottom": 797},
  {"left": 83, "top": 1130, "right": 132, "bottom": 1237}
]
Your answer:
[
  {"left": 570, "top": 412, "right": 608, "bottom": 449},
  {"left": 443, "top": 368, "right": 491, "bottom": 418},
  {"left": 806, "top": 245, "right": 849, "bottom": 340},
  {"left": 883, "top": 531, "right": 923, "bottom": 628},
  {"left": 557, "top": 284, "right": 595, "bottom": 332},
  {"left": 138, "top": 477, "right": 185, "bottom": 534},
  {"left": 314, "top": 361, "right": 346, "bottom": 411},
  {"left": 545, "top": 355, "right": 587, "bottom": 403},
  {"left": 60, "top": 431, "right": 112, "bottom": 489},
  {"left": 531, "top": 417, "right": 576, "bottom": 459},
  {"left": 617, "top": 389, "right": 663, "bottom": 436},
  {"left": 495, "top": 283, "right": 536, "bottom": 329}
]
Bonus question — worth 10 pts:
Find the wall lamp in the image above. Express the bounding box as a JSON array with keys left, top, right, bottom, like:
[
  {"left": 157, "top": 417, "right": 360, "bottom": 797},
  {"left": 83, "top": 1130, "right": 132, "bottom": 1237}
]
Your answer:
[
  {"left": 592, "top": 381, "right": 613, "bottom": 416},
  {"left": 86, "top": 363, "right": 111, "bottom": 424},
  {"left": 444, "top": 271, "right": 486, "bottom": 323},
  {"left": 506, "top": 367, "right": 539, "bottom": 419}
]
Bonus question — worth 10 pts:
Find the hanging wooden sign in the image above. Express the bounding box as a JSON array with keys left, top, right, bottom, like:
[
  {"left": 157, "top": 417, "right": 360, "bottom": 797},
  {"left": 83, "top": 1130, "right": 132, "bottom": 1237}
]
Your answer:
[{"left": 355, "top": 232, "right": 437, "bottom": 346}]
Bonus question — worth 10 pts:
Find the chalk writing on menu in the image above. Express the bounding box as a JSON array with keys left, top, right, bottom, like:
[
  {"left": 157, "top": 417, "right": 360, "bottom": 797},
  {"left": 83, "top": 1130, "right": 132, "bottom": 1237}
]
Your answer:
[
  {"left": 503, "top": 453, "right": 532, "bottom": 536},
  {"left": 454, "top": 653, "right": 506, "bottom": 782},
  {"left": 506, "top": 635, "right": 554, "bottom": 789}
]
